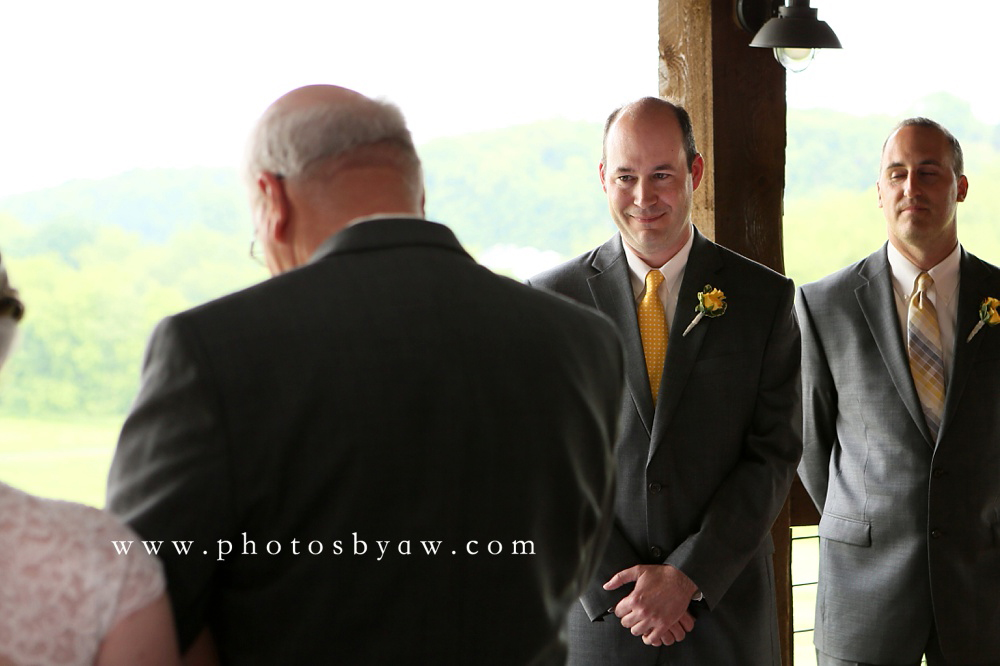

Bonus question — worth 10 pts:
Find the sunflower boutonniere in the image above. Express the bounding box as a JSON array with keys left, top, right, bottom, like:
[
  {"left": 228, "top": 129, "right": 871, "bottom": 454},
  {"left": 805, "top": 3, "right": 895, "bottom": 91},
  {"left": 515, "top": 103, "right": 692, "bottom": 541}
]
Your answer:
[
  {"left": 966, "top": 296, "right": 1000, "bottom": 343},
  {"left": 682, "top": 285, "right": 727, "bottom": 337}
]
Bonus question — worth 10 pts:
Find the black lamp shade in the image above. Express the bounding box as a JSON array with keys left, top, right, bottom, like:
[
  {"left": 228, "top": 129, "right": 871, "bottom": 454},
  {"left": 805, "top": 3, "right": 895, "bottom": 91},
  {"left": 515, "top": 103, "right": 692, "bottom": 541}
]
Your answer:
[{"left": 750, "top": 1, "right": 842, "bottom": 49}]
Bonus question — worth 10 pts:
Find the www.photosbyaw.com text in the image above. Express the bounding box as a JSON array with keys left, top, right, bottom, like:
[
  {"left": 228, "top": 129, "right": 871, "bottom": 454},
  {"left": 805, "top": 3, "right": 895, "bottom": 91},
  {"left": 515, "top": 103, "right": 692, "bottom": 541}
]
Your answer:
[{"left": 111, "top": 532, "right": 537, "bottom": 561}]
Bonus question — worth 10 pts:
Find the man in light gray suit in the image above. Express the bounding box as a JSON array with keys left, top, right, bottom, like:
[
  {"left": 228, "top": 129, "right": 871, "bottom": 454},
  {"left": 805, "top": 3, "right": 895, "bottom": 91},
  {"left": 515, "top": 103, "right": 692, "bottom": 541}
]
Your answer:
[
  {"left": 797, "top": 118, "right": 1000, "bottom": 665},
  {"left": 529, "top": 97, "right": 801, "bottom": 664},
  {"left": 107, "top": 84, "right": 625, "bottom": 664}
]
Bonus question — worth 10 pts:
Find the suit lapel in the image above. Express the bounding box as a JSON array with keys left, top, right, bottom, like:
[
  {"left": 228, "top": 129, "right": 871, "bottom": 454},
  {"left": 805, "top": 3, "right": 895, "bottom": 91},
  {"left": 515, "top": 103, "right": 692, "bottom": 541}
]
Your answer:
[
  {"left": 855, "top": 246, "right": 935, "bottom": 446},
  {"left": 648, "top": 229, "right": 723, "bottom": 461},
  {"left": 587, "top": 235, "right": 655, "bottom": 435},
  {"left": 938, "top": 250, "right": 990, "bottom": 442}
]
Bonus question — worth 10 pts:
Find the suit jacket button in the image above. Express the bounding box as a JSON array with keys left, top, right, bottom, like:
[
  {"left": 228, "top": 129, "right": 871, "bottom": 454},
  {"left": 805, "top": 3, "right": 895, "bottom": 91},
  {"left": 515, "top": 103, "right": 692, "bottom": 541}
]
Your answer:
[
  {"left": 650, "top": 546, "right": 663, "bottom": 559},
  {"left": 932, "top": 466, "right": 946, "bottom": 478},
  {"left": 931, "top": 529, "right": 943, "bottom": 539},
  {"left": 648, "top": 482, "right": 662, "bottom": 494}
]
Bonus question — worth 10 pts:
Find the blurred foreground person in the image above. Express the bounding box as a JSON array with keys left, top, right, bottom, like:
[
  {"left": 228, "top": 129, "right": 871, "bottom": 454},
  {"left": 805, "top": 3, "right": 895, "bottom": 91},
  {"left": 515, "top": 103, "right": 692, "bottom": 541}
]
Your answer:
[
  {"left": 107, "top": 85, "right": 625, "bottom": 664},
  {"left": 0, "top": 251, "right": 180, "bottom": 666}
]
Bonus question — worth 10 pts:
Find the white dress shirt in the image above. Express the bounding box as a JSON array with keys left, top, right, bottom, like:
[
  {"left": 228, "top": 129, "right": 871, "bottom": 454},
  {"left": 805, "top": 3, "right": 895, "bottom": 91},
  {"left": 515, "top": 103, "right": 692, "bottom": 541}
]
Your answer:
[{"left": 621, "top": 225, "right": 696, "bottom": 329}]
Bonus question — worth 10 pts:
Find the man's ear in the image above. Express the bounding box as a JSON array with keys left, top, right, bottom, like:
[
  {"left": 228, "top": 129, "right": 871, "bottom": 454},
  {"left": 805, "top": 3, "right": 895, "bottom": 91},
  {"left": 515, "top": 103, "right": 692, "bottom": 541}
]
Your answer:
[
  {"left": 690, "top": 154, "right": 705, "bottom": 191},
  {"left": 257, "top": 172, "right": 291, "bottom": 242},
  {"left": 599, "top": 162, "right": 608, "bottom": 193},
  {"left": 957, "top": 174, "right": 969, "bottom": 202}
]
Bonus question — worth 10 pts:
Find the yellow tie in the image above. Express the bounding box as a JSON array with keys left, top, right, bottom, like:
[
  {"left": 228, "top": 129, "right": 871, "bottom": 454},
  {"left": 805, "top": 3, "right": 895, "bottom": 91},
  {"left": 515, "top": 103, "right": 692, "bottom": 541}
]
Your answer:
[
  {"left": 639, "top": 270, "right": 668, "bottom": 405},
  {"left": 907, "top": 272, "right": 946, "bottom": 439}
]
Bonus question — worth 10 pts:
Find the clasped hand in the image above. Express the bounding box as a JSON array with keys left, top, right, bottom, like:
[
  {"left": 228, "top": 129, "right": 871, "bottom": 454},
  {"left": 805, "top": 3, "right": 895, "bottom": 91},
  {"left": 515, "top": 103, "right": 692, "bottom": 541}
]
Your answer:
[{"left": 604, "top": 564, "right": 698, "bottom": 647}]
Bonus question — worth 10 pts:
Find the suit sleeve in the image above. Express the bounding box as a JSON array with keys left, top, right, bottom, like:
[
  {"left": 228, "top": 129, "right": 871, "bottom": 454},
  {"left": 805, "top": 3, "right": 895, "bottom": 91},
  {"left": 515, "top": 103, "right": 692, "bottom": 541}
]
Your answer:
[
  {"left": 578, "top": 524, "right": 644, "bottom": 619},
  {"left": 106, "top": 316, "right": 232, "bottom": 651},
  {"left": 794, "top": 287, "right": 837, "bottom": 512},
  {"left": 573, "top": 322, "right": 637, "bottom": 621},
  {"left": 664, "top": 279, "right": 803, "bottom": 608},
  {"left": 527, "top": 275, "right": 643, "bottom": 620}
]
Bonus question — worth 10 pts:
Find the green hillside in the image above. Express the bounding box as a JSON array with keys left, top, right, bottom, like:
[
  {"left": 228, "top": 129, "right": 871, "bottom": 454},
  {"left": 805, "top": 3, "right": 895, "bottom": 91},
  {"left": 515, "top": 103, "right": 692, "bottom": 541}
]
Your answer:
[{"left": 2, "top": 95, "right": 999, "bottom": 420}]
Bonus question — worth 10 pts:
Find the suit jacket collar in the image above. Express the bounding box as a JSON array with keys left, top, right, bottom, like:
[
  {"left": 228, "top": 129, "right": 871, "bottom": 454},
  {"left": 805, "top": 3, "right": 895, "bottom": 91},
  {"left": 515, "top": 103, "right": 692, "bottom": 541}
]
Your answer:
[
  {"left": 587, "top": 229, "right": 724, "bottom": 445},
  {"left": 309, "top": 218, "right": 473, "bottom": 264},
  {"left": 939, "top": 248, "right": 992, "bottom": 442},
  {"left": 854, "top": 244, "right": 934, "bottom": 445},
  {"left": 588, "top": 234, "right": 654, "bottom": 432},
  {"left": 855, "top": 244, "right": 993, "bottom": 447},
  {"left": 650, "top": 229, "right": 724, "bottom": 459}
]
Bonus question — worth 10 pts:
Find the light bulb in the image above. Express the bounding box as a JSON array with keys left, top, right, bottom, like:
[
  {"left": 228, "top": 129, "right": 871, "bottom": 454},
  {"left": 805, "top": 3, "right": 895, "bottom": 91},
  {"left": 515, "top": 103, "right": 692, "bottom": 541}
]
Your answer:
[{"left": 774, "top": 47, "right": 815, "bottom": 73}]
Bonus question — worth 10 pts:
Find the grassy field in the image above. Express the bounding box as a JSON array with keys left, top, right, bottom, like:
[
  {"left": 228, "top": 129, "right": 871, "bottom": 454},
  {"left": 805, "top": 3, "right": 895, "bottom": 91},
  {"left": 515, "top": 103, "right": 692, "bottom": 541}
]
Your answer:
[{"left": 0, "top": 415, "right": 123, "bottom": 508}]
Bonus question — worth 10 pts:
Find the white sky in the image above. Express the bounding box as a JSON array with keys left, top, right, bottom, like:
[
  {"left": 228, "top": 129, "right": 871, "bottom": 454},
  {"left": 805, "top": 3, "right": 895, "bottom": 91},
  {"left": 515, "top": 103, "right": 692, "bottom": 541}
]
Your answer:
[
  {"left": 786, "top": 0, "right": 1000, "bottom": 122},
  {"left": 0, "top": 0, "right": 996, "bottom": 197}
]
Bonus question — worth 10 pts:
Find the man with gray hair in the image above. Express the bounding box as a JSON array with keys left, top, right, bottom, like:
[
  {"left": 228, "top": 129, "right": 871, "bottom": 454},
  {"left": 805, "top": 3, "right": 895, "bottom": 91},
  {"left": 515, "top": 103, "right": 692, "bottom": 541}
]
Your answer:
[{"left": 107, "top": 85, "right": 625, "bottom": 663}]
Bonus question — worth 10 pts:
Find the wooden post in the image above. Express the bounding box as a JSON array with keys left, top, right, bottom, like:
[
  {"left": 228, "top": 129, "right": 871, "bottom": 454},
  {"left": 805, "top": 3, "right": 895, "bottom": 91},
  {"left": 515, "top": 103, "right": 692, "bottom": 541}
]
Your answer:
[
  {"left": 659, "top": 0, "right": 791, "bottom": 662},
  {"left": 791, "top": 476, "right": 821, "bottom": 526}
]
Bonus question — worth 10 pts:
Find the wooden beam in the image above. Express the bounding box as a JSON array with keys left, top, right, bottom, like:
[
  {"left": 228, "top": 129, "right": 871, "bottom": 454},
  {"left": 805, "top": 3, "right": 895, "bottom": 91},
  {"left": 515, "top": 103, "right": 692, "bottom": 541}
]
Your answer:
[
  {"left": 791, "top": 475, "right": 821, "bottom": 527},
  {"left": 659, "top": 0, "right": 787, "bottom": 272},
  {"left": 659, "top": 0, "right": 791, "bottom": 662}
]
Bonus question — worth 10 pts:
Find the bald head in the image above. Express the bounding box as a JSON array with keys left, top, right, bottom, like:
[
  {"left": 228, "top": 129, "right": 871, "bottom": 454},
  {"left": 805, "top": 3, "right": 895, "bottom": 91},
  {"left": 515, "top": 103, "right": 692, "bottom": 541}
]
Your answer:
[
  {"left": 245, "top": 85, "right": 426, "bottom": 274},
  {"left": 244, "top": 85, "right": 423, "bottom": 199},
  {"left": 602, "top": 97, "right": 699, "bottom": 169}
]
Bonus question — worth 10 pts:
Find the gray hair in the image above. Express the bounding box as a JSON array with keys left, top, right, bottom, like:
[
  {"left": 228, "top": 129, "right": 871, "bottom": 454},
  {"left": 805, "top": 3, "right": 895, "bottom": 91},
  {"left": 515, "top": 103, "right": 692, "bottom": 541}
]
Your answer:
[
  {"left": 243, "top": 97, "right": 419, "bottom": 192},
  {"left": 882, "top": 117, "right": 965, "bottom": 178}
]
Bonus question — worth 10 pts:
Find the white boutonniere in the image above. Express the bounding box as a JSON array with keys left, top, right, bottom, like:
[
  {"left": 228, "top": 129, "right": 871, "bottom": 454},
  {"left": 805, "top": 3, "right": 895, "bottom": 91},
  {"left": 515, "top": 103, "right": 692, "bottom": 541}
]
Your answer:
[
  {"left": 966, "top": 296, "right": 1000, "bottom": 342},
  {"left": 682, "top": 285, "right": 727, "bottom": 337}
]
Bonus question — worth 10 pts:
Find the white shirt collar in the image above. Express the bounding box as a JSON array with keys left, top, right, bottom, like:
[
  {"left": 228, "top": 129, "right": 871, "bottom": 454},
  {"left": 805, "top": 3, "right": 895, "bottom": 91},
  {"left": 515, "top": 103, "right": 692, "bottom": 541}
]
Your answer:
[
  {"left": 345, "top": 212, "right": 424, "bottom": 228},
  {"left": 886, "top": 241, "right": 961, "bottom": 303},
  {"left": 621, "top": 225, "right": 695, "bottom": 300}
]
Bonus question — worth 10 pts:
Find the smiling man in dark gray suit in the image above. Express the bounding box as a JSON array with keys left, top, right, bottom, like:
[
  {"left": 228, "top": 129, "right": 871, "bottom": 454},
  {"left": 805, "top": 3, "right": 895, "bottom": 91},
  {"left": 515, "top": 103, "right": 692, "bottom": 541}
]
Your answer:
[
  {"left": 106, "top": 84, "right": 625, "bottom": 664},
  {"left": 797, "top": 118, "right": 1000, "bottom": 665},
  {"left": 529, "top": 97, "right": 801, "bottom": 664}
]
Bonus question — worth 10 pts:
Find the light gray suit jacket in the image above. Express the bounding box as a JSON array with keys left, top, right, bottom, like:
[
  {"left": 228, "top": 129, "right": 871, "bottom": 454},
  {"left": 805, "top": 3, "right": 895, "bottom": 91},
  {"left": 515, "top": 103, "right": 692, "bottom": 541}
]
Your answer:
[
  {"left": 797, "top": 244, "right": 1000, "bottom": 664},
  {"left": 107, "top": 219, "right": 625, "bottom": 665},
  {"left": 529, "top": 229, "right": 802, "bottom": 665}
]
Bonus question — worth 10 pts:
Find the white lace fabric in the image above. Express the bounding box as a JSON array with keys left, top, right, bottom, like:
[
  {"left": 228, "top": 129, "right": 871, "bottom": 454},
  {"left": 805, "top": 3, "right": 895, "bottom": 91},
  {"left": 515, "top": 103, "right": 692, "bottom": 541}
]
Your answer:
[{"left": 0, "top": 482, "right": 165, "bottom": 666}]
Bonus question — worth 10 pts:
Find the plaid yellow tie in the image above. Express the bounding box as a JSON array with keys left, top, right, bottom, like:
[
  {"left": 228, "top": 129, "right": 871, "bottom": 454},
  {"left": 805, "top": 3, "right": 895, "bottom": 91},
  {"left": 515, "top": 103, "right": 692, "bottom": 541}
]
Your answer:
[
  {"left": 638, "top": 270, "right": 668, "bottom": 405},
  {"left": 907, "top": 272, "right": 945, "bottom": 439}
]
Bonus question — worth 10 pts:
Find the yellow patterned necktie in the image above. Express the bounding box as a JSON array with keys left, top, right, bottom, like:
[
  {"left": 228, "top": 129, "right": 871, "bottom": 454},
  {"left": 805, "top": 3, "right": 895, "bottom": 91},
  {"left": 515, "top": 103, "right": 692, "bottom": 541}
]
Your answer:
[
  {"left": 638, "top": 270, "right": 668, "bottom": 405},
  {"left": 907, "top": 272, "right": 945, "bottom": 439}
]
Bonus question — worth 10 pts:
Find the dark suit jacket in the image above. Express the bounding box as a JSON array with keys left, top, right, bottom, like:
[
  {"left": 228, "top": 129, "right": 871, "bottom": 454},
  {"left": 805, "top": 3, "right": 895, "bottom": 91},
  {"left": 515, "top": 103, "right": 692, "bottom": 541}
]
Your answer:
[
  {"left": 107, "top": 219, "right": 625, "bottom": 665},
  {"left": 797, "top": 244, "right": 1000, "bottom": 664},
  {"left": 528, "top": 229, "right": 801, "bottom": 665}
]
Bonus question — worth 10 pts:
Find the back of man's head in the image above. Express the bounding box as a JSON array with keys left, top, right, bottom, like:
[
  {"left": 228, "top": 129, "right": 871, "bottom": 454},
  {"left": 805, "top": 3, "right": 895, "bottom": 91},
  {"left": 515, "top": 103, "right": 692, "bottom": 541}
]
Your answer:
[{"left": 245, "top": 85, "right": 424, "bottom": 219}]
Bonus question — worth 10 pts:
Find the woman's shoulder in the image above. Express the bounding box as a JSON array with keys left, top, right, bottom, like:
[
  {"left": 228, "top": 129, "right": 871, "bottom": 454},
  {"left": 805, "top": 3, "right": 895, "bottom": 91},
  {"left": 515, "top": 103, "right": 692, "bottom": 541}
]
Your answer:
[
  {"left": 2, "top": 481, "right": 146, "bottom": 556},
  {"left": 0, "top": 482, "right": 166, "bottom": 664}
]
